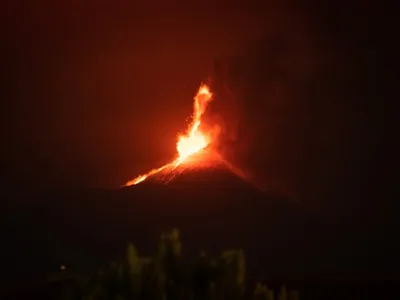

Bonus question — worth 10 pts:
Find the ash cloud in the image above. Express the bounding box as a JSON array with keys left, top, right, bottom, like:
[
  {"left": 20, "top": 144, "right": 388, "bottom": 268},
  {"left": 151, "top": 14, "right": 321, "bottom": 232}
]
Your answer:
[{"left": 207, "top": 2, "right": 394, "bottom": 216}]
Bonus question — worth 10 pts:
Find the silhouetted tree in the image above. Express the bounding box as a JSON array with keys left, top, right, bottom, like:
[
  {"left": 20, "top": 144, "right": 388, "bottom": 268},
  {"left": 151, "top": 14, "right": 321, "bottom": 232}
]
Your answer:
[
  {"left": 126, "top": 243, "right": 141, "bottom": 298},
  {"left": 57, "top": 229, "right": 299, "bottom": 300}
]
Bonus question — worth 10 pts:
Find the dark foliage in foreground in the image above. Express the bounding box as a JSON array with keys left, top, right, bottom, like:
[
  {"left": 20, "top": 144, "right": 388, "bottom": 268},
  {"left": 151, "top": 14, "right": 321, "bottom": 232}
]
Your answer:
[{"left": 56, "top": 229, "right": 298, "bottom": 300}]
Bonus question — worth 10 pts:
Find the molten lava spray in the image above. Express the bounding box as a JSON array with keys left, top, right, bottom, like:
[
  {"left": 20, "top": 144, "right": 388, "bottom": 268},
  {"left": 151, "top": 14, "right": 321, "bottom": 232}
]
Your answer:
[{"left": 124, "top": 84, "right": 214, "bottom": 186}]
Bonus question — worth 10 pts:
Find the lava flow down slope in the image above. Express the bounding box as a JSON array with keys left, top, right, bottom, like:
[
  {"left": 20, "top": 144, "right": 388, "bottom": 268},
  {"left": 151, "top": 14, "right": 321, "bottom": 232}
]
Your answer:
[{"left": 122, "top": 83, "right": 261, "bottom": 193}]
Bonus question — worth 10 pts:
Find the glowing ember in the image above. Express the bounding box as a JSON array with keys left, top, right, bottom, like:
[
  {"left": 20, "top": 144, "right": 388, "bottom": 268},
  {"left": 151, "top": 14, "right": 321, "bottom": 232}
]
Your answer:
[{"left": 124, "top": 84, "right": 213, "bottom": 186}]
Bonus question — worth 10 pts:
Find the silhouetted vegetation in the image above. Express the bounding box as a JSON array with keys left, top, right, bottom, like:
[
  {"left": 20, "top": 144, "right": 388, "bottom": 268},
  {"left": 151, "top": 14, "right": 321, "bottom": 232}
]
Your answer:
[{"left": 56, "top": 229, "right": 298, "bottom": 300}]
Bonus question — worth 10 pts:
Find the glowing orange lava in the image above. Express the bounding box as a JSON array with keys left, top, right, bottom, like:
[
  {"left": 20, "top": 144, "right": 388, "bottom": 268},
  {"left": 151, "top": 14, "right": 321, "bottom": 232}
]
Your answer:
[{"left": 124, "top": 84, "right": 213, "bottom": 186}]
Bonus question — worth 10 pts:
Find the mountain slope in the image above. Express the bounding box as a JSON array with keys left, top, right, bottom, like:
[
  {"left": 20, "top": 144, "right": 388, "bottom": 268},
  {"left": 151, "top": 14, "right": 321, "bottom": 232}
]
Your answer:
[{"left": 3, "top": 159, "right": 330, "bottom": 284}]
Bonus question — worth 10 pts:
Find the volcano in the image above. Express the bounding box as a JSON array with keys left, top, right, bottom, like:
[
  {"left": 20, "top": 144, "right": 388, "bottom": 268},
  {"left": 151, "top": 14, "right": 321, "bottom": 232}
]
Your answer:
[
  {"left": 116, "top": 152, "right": 319, "bottom": 273},
  {"left": 105, "top": 83, "right": 325, "bottom": 277}
]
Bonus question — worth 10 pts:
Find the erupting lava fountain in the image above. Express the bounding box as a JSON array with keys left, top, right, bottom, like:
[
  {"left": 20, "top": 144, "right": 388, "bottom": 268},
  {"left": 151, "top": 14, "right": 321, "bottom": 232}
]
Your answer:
[{"left": 124, "top": 84, "right": 221, "bottom": 186}]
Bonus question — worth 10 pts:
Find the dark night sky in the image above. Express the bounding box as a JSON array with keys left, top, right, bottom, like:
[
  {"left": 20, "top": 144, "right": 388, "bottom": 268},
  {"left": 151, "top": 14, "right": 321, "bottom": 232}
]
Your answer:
[
  {"left": 1, "top": 1, "right": 397, "bottom": 223},
  {"left": 1, "top": 1, "right": 276, "bottom": 187}
]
